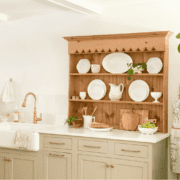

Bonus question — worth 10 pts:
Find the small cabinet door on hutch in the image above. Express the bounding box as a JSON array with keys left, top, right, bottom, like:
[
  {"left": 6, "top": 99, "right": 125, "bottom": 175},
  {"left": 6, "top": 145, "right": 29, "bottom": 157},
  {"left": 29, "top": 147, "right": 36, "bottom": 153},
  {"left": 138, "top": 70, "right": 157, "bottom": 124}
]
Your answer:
[
  {"left": 78, "top": 154, "right": 111, "bottom": 180},
  {"left": 111, "top": 158, "right": 148, "bottom": 179},
  {"left": 44, "top": 151, "right": 71, "bottom": 179}
]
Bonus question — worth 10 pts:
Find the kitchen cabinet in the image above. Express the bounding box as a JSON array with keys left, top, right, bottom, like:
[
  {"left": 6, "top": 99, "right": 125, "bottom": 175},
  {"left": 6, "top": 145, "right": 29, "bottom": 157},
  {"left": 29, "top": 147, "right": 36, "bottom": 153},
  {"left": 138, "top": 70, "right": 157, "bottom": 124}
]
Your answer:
[
  {"left": 78, "top": 154, "right": 111, "bottom": 180},
  {"left": 43, "top": 151, "right": 71, "bottom": 179},
  {"left": 64, "top": 31, "right": 173, "bottom": 133},
  {"left": 78, "top": 154, "right": 148, "bottom": 180},
  {"left": 111, "top": 158, "right": 148, "bottom": 179},
  {"left": 0, "top": 152, "right": 38, "bottom": 179}
]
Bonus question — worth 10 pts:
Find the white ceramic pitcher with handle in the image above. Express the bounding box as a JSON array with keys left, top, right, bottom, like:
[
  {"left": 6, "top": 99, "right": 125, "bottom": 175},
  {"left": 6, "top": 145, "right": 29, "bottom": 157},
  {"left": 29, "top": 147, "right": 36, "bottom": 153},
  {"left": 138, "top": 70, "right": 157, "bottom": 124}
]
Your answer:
[
  {"left": 109, "top": 83, "right": 124, "bottom": 101},
  {"left": 83, "top": 115, "right": 95, "bottom": 128}
]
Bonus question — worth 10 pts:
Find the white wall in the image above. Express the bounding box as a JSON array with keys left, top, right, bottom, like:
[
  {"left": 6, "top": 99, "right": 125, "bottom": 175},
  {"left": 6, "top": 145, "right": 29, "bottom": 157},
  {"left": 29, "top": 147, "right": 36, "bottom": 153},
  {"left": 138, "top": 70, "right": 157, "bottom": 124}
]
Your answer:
[{"left": 0, "top": 0, "right": 180, "bottom": 178}]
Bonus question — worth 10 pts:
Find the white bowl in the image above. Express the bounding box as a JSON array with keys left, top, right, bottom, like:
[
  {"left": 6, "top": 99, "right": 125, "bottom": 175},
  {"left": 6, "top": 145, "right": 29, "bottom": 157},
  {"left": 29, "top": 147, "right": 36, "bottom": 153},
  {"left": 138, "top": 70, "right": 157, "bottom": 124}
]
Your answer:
[
  {"left": 138, "top": 125, "right": 158, "bottom": 135},
  {"left": 91, "top": 64, "right": 100, "bottom": 73},
  {"left": 151, "top": 92, "right": 162, "bottom": 103}
]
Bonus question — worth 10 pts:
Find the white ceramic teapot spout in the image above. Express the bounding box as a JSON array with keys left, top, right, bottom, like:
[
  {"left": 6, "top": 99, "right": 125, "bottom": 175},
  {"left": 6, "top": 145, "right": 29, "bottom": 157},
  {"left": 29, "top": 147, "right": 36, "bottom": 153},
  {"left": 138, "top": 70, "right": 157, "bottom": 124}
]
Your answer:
[{"left": 109, "top": 83, "right": 124, "bottom": 101}]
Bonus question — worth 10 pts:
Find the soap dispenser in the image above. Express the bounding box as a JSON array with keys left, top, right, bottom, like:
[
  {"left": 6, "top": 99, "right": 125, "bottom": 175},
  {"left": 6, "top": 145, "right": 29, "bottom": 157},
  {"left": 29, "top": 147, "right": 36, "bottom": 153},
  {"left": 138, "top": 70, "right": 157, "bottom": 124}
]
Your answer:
[{"left": 14, "top": 106, "right": 19, "bottom": 122}]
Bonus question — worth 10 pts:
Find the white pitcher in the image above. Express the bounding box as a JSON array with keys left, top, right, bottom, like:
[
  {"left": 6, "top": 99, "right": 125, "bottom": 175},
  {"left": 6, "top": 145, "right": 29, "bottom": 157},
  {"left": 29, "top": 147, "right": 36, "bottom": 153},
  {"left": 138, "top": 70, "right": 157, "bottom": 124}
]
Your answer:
[
  {"left": 109, "top": 83, "right": 124, "bottom": 101},
  {"left": 83, "top": 115, "right": 95, "bottom": 128}
]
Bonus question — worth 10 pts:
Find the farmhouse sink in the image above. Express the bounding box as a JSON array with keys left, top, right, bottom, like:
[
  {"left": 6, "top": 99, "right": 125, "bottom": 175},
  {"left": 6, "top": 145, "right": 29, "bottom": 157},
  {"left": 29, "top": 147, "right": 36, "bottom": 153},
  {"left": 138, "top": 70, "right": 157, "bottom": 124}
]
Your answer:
[{"left": 0, "top": 122, "right": 50, "bottom": 151}]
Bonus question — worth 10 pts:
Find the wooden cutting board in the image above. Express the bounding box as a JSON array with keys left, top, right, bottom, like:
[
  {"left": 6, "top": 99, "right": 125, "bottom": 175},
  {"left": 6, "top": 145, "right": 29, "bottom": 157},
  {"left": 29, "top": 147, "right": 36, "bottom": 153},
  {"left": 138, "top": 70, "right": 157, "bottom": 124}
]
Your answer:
[{"left": 119, "top": 109, "right": 149, "bottom": 131}]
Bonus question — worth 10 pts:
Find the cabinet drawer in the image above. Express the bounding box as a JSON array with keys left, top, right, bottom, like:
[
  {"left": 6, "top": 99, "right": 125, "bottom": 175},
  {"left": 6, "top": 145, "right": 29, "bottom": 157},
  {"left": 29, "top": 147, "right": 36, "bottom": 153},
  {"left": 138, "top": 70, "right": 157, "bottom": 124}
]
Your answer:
[
  {"left": 78, "top": 139, "right": 108, "bottom": 154},
  {"left": 44, "top": 136, "right": 72, "bottom": 150},
  {"left": 114, "top": 143, "right": 148, "bottom": 158}
]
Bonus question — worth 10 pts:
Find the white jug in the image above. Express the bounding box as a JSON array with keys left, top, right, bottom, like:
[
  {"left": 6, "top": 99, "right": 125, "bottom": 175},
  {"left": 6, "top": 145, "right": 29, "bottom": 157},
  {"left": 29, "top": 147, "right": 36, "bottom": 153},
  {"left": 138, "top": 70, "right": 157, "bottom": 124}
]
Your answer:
[
  {"left": 109, "top": 83, "right": 124, "bottom": 101},
  {"left": 83, "top": 115, "right": 95, "bottom": 128}
]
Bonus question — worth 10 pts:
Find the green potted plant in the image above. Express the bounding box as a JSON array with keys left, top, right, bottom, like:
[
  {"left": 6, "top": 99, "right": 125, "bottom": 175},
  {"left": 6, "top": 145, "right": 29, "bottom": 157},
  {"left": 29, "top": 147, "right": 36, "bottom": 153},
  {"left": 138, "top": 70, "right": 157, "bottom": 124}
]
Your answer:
[
  {"left": 65, "top": 116, "right": 82, "bottom": 128},
  {"left": 176, "top": 33, "right": 180, "bottom": 53},
  {"left": 124, "top": 63, "right": 147, "bottom": 86}
]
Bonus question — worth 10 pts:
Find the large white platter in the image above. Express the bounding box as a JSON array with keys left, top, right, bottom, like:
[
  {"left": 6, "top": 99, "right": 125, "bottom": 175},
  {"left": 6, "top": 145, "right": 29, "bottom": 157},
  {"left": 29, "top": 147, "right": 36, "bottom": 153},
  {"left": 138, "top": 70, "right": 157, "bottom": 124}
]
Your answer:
[
  {"left": 102, "top": 52, "right": 133, "bottom": 74},
  {"left": 146, "top": 57, "right": 163, "bottom": 74},
  {"left": 76, "top": 59, "right": 90, "bottom": 73},
  {"left": 128, "top": 80, "right": 149, "bottom": 102},
  {"left": 89, "top": 127, "right": 113, "bottom": 132},
  {"left": 88, "top": 79, "right": 106, "bottom": 100}
]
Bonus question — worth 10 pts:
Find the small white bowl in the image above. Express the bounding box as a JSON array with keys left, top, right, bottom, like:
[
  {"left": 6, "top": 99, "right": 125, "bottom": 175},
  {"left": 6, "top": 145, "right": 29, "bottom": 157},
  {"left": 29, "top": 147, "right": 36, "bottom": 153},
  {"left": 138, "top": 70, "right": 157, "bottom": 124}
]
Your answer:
[
  {"left": 138, "top": 125, "right": 158, "bottom": 135},
  {"left": 91, "top": 64, "right": 100, "bottom": 73},
  {"left": 151, "top": 92, "right": 162, "bottom": 103}
]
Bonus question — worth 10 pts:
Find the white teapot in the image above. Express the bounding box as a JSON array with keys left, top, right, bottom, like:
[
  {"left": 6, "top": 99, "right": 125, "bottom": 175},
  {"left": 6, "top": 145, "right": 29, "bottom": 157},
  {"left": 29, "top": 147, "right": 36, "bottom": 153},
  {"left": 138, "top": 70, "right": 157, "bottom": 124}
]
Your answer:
[{"left": 109, "top": 83, "right": 124, "bottom": 101}]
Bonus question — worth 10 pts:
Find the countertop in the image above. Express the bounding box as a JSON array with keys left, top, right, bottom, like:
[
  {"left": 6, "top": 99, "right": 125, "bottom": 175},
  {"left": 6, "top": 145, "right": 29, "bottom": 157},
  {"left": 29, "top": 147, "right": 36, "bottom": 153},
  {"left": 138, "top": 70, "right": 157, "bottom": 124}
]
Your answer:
[{"left": 38, "top": 125, "right": 170, "bottom": 143}]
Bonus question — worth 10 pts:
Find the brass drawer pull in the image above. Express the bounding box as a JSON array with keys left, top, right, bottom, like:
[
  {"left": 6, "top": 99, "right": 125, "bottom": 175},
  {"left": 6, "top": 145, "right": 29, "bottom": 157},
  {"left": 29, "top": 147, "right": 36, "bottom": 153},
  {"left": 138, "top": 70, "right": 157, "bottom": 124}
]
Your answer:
[
  {"left": 49, "top": 142, "right": 65, "bottom": 145},
  {"left": 84, "top": 145, "right": 101, "bottom": 148},
  {"left": 49, "top": 153, "right": 64, "bottom": 157},
  {"left": 4, "top": 158, "right": 11, "bottom": 162},
  {"left": 121, "top": 149, "right": 140, "bottom": 153}
]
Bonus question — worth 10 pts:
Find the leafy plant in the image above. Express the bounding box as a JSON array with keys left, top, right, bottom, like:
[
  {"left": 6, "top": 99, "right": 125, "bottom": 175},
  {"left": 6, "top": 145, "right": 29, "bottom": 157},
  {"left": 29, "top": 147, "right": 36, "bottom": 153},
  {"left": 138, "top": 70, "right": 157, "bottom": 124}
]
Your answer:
[
  {"left": 176, "top": 33, "right": 180, "bottom": 53},
  {"left": 65, "top": 116, "right": 77, "bottom": 125},
  {"left": 124, "top": 63, "right": 147, "bottom": 86}
]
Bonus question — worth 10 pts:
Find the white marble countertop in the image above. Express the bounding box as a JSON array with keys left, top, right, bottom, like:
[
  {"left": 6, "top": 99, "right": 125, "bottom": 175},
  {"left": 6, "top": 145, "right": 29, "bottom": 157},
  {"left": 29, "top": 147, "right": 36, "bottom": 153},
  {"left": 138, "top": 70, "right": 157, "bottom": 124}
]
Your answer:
[{"left": 38, "top": 125, "right": 170, "bottom": 143}]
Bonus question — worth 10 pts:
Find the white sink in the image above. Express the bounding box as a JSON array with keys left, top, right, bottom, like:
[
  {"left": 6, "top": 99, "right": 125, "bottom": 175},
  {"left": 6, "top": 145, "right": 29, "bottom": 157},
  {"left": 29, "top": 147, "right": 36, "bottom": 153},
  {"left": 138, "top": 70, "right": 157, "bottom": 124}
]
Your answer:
[{"left": 0, "top": 123, "right": 50, "bottom": 151}]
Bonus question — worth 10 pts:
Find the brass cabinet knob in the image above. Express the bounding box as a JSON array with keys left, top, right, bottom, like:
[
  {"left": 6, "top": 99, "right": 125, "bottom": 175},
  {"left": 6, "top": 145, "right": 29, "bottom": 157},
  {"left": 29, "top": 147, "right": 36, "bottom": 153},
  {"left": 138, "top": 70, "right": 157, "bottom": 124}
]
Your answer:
[
  {"left": 106, "top": 164, "right": 109, "bottom": 167},
  {"left": 111, "top": 165, "right": 114, "bottom": 168}
]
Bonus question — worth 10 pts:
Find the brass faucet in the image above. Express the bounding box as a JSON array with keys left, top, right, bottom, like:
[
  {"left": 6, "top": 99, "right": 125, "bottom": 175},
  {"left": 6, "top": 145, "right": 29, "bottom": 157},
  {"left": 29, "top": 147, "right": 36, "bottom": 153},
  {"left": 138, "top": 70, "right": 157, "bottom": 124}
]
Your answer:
[{"left": 22, "top": 92, "right": 42, "bottom": 124}]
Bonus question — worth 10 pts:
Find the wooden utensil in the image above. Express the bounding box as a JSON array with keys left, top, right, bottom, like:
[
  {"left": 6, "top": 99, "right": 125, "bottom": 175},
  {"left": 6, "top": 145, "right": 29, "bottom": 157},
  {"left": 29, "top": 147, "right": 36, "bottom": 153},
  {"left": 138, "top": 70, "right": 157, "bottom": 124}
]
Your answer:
[
  {"left": 91, "top": 106, "right": 97, "bottom": 116},
  {"left": 83, "top": 106, "right": 87, "bottom": 115}
]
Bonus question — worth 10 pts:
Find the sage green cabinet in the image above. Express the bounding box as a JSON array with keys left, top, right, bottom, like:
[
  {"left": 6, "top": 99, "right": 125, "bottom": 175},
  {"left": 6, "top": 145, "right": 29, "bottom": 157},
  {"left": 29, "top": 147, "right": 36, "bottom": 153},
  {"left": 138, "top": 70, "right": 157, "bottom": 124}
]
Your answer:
[
  {"left": 111, "top": 158, "right": 148, "bottom": 179},
  {"left": 78, "top": 154, "right": 111, "bottom": 180},
  {"left": 0, "top": 152, "right": 38, "bottom": 179},
  {"left": 43, "top": 151, "right": 72, "bottom": 179}
]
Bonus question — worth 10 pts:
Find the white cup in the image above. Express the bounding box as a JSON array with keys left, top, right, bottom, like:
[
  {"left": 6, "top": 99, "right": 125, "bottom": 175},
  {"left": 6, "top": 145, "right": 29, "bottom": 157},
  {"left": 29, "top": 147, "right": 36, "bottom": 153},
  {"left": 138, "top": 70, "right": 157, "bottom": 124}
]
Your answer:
[
  {"left": 83, "top": 115, "right": 95, "bottom": 128},
  {"left": 79, "top": 92, "right": 86, "bottom": 100},
  {"left": 91, "top": 64, "right": 100, "bottom": 73}
]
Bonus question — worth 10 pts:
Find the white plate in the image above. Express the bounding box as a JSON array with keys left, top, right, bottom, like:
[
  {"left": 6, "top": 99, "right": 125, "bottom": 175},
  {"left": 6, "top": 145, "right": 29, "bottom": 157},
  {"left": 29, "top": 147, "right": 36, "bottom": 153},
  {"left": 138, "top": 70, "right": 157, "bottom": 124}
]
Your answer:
[
  {"left": 102, "top": 52, "right": 133, "bottom": 74},
  {"left": 89, "top": 127, "right": 113, "bottom": 132},
  {"left": 76, "top": 59, "right": 90, "bottom": 73},
  {"left": 146, "top": 57, "right": 163, "bottom": 74},
  {"left": 128, "top": 80, "right": 149, "bottom": 102},
  {"left": 138, "top": 125, "right": 158, "bottom": 135},
  {"left": 88, "top": 79, "right": 106, "bottom": 100}
]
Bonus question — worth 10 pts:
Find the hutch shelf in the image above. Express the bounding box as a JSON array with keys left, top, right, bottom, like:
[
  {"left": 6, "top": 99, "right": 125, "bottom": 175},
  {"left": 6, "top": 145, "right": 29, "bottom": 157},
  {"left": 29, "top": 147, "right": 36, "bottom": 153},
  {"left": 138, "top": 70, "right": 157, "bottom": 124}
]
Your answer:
[{"left": 64, "top": 31, "right": 173, "bottom": 133}]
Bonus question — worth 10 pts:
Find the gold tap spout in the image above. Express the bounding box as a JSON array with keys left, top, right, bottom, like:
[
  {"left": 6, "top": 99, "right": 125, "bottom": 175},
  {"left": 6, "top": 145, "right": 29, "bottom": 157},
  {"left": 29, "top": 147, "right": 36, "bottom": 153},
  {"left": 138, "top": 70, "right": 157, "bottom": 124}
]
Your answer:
[{"left": 22, "top": 92, "right": 42, "bottom": 124}]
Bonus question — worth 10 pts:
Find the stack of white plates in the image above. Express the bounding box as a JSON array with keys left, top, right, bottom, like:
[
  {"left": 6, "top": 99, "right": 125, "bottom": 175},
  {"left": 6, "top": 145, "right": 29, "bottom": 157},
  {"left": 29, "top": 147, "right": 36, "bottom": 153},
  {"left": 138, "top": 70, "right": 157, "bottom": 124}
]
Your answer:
[
  {"left": 146, "top": 57, "right": 163, "bottom": 74},
  {"left": 87, "top": 79, "right": 106, "bottom": 100},
  {"left": 76, "top": 59, "right": 90, "bottom": 73},
  {"left": 128, "top": 80, "right": 149, "bottom": 102}
]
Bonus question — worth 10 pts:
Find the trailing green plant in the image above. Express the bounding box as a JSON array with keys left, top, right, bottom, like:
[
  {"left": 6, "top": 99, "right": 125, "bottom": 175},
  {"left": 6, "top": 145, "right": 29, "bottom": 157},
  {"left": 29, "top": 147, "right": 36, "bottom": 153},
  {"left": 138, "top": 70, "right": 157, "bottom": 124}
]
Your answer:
[
  {"left": 176, "top": 33, "right": 180, "bottom": 53},
  {"left": 65, "top": 116, "right": 77, "bottom": 125},
  {"left": 124, "top": 63, "right": 147, "bottom": 86}
]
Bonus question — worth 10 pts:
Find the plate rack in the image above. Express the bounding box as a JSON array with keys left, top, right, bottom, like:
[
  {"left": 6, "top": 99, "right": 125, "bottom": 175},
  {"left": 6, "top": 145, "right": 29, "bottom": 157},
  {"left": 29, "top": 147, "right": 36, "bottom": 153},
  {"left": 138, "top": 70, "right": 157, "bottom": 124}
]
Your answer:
[{"left": 64, "top": 31, "right": 173, "bottom": 133}]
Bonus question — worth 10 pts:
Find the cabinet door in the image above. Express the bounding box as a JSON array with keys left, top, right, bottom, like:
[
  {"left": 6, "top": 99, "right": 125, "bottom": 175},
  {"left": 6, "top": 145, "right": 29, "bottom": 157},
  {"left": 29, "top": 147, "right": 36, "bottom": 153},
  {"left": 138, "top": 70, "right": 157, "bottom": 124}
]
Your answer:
[
  {"left": 0, "top": 155, "right": 5, "bottom": 179},
  {"left": 111, "top": 159, "right": 148, "bottom": 179},
  {"left": 5, "top": 153, "right": 38, "bottom": 179},
  {"left": 78, "top": 155, "right": 111, "bottom": 180},
  {"left": 44, "top": 151, "right": 71, "bottom": 179}
]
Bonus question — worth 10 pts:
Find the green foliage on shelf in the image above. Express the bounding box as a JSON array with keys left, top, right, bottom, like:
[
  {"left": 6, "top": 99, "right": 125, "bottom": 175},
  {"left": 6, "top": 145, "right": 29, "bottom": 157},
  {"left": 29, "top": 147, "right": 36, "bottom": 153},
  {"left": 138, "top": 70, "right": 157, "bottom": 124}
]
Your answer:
[
  {"left": 124, "top": 63, "right": 147, "bottom": 86},
  {"left": 176, "top": 33, "right": 180, "bottom": 53}
]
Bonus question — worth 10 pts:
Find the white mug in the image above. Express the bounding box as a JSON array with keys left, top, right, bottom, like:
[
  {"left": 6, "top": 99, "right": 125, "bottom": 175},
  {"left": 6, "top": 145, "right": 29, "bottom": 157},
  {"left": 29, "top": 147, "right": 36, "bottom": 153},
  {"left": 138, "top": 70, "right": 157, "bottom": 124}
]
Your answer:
[
  {"left": 91, "top": 64, "right": 100, "bottom": 73},
  {"left": 83, "top": 115, "right": 95, "bottom": 128},
  {"left": 79, "top": 92, "right": 86, "bottom": 100}
]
